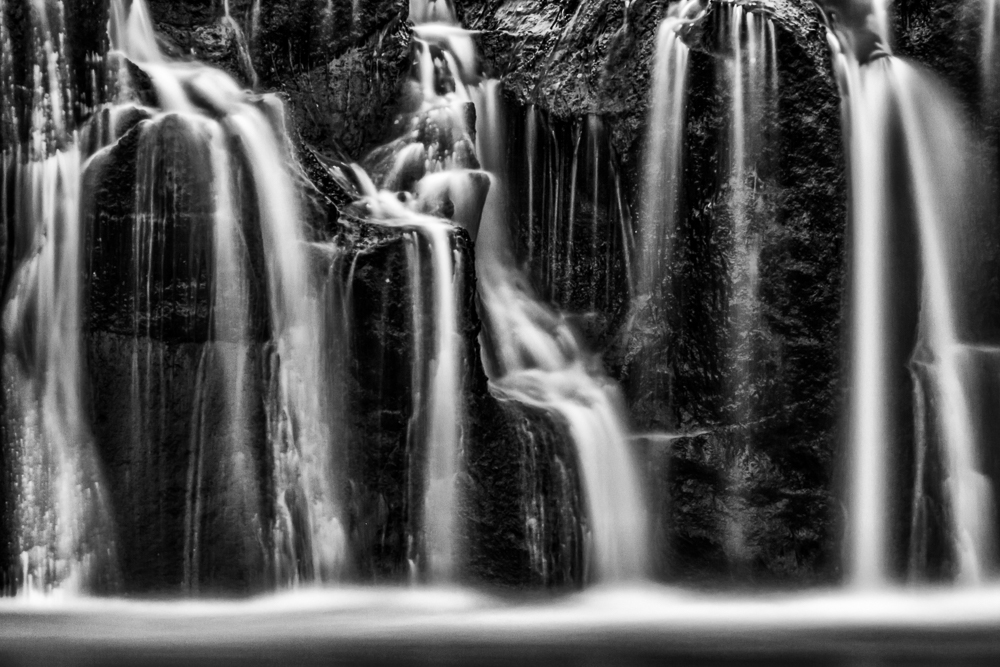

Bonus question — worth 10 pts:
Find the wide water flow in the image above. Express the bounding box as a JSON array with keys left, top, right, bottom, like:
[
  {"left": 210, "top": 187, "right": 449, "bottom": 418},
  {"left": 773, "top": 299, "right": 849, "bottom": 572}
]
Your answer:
[{"left": 2, "top": 0, "right": 1000, "bottom": 663}]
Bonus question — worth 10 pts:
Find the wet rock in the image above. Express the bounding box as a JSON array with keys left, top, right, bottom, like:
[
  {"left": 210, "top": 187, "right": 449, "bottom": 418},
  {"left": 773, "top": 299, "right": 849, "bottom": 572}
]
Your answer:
[
  {"left": 500, "top": 102, "right": 634, "bottom": 351},
  {"left": 84, "top": 115, "right": 273, "bottom": 343},
  {"left": 469, "top": 394, "right": 586, "bottom": 588},
  {"left": 81, "top": 112, "right": 276, "bottom": 593},
  {"left": 324, "top": 215, "right": 574, "bottom": 586},
  {"left": 287, "top": 17, "right": 412, "bottom": 160},
  {"left": 85, "top": 118, "right": 212, "bottom": 343},
  {"left": 457, "top": 0, "right": 660, "bottom": 166},
  {"left": 890, "top": 0, "right": 982, "bottom": 114},
  {"left": 318, "top": 221, "right": 417, "bottom": 581},
  {"left": 87, "top": 331, "right": 271, "bottom": 594},
  {"left": 248, "top": 0, "right": 408, "bottom": 83}
]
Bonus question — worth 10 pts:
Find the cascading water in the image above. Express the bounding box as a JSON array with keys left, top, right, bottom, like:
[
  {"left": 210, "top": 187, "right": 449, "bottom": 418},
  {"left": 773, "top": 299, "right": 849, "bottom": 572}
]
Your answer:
[
  {"left": 351, "top": 2, "right": 476, "bottom": 581},
  {"left": 824, "top": 3, "right": 997, "bottom": 586},
  {"left": 636, "top": 0, "right": 700, "bottom": 313},
  {"left": 0, "top": 0, "right": 119, "bottom": 595},
  {"left": 473, "top": 71, "right": 650, "bottom": 584},
  {"left": 96, "top": 0, "right": 347, "bottom": 587},
  {"left": 476, "top": 128, "right": 649, "bottom": 581},
  {"left": 628, "top": 1, "right": 703, "bottom": 572},
  {"left": 10, "top": 1, "right": 1000, "bottom": 663},
  {"left": 356, "top": 0, "right": 651, "bottom": 583}
]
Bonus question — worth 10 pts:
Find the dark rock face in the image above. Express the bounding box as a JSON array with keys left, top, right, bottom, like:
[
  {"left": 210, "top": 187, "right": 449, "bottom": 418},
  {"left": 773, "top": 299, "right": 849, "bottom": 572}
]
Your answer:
[
  {"left": 325, "top": 221, "right": 418, "bottom": 581},
  {"left": 86, "top": 332, "right": 272, "bottom": 594},
  {"left": 287, "top": 19, "right": 411, "bottom": 159}
]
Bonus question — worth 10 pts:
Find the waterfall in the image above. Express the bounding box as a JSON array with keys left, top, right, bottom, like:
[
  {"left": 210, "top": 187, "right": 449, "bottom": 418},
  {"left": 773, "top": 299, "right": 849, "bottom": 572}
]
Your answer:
[
  {"left": 630, "top": 0, "right": 702, "bottom": 436},
  {"left": 98, "top": 0, "right": 347, "bottom": 586},
  {"left": 719, "top": 1, "right": 779, "bottom": 571},
  {"left": 0, "top": 0, "right": 119, "bottom": 595},
  {"left": 356, "top": 0, "right": 651, "bottom": 583},
  {"left": 636, "top": 1, "right": 699, "bottom": 307},
  {"left": 352, "top": 181, "right": 464, "bottom": 582},
  {"left": 353, "top": 0, "right": 473, "bottom": 581},
  {"left": 475, "top": 82, "right": 649, "bottom": 584},
  {"left": 826, "top": 13, "right": 996, "bottom": 586},
  {"left": 221, "top": 0, "right": 259, "bottom": 89},
  {"left": 982, "top": 0, "right": 1000, "bottom": 108}
]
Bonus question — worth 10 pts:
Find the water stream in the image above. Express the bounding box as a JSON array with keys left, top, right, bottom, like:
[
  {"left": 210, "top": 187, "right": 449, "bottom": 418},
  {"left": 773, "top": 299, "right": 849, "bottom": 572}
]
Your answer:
[
  {"left": 825, "top": 2, "right": 996, "bottom": 586},
  {"left": 1, "top": 0, "right": 118, "bottom": 596}
]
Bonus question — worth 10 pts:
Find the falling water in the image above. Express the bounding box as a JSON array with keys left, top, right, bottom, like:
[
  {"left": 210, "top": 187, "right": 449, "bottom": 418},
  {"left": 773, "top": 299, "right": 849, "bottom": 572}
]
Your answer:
[
  {"left": 221, "top": 0, "right": 258, "bottom": 88},
  {"left": 106, "top": 0, "right": 346, "bottom": 585},
  {"left": 719, "top": 2, "right": 779, "bottom": 569},
  {"left": 827, "top": 12, "right": 996, "bottom": 586},
  {"left": 982, "top": 0, "right": 1000, "bottom": 108},
  {"left": 476, "top": 82, "right": 649, "bottom": 584},
  {"left": 409, "top": 0, "right": 456, "bottom": 24},
  {"left": 636, "top": 1, "right": 700, "bottom": 306},
  {"left": 354, "top": 0, "right": 475, "bottom": 580},
  {"left": 352, "top": 181, "right": 464, "bottom": 582},
  {"left": 1, "top": 0, "right": 119, "bottom": 595}
]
